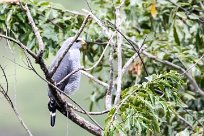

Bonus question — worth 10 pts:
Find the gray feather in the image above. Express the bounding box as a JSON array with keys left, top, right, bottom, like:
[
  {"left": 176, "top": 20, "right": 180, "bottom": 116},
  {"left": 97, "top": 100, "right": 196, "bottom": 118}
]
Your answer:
[{"left": 48, "top": 37, "right": 81, "bottom": 97}]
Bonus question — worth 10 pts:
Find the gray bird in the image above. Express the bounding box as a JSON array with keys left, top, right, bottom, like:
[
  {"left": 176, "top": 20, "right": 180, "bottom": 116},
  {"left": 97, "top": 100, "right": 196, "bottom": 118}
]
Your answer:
[{"left": 48, "top": 37, "right": 86, "bottom": 127}]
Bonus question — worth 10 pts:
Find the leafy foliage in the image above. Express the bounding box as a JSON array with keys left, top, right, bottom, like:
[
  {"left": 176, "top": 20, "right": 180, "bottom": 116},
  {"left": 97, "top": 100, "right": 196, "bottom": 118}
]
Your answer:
[{"left": 105, "top": 71, "right": 184, "bottom": 136}]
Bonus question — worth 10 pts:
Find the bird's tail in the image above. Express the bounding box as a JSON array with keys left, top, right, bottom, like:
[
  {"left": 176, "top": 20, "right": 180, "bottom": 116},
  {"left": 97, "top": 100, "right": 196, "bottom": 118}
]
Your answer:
[{"left": 48, "top": 98, "right": 57, "bottom": 127}]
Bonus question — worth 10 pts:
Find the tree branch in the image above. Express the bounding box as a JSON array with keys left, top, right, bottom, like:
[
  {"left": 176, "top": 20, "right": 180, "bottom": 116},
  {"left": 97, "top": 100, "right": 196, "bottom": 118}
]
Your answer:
[
  {"left": 114, "top": 6, "right": 123, "bottom": 105},
  {"left": 85, "top": 41, "right": 109, "bottom": 71},
  {"left": 22, "top": 4, "right": 45, "bottom": 58},
  {"left": 81, "top": 70, "right": 109, "bottom": 89}
]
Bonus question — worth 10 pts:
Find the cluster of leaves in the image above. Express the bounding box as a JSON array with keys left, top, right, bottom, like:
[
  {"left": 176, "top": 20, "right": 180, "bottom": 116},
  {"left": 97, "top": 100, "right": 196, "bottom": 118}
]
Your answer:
[
  {"left": 0, "top": 1, "right": 81, "bottom": 57},
  {"left": 105, "top": 71, "right": 185, "bottom": 136},
  {"left": 0, "top": 0, "right": 106, "bottom": 61}
]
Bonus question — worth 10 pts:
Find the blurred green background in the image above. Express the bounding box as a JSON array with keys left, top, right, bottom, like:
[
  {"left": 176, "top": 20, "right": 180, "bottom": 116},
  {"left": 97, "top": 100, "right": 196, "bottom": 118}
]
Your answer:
[{"left": 0, "top": 0, "right": 104, "bottom": 136}]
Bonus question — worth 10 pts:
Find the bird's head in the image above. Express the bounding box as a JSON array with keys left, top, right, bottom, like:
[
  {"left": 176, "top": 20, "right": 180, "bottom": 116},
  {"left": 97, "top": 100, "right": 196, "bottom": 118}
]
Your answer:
[{"left": 65, "top": 37, "right": 87, "bottom": 49}]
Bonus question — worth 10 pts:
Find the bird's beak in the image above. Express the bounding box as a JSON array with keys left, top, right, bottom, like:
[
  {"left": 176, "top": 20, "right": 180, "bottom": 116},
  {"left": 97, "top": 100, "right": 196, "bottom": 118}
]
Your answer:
[
  {"left": 80, "top": 40, "right": 88, "bottom": 49},
  {"left": 80, "top": 40, "right": 87, "bottom": 46}
]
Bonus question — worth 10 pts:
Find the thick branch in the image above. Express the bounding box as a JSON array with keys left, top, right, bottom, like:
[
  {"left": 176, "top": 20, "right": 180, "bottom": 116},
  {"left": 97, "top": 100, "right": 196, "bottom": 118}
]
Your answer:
[{"left": 63, "top": 108, "right": 102, "bottom": 136}]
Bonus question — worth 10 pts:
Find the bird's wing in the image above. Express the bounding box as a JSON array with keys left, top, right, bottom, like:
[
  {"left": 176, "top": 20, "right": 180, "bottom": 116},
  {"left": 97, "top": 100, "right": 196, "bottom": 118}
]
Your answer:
[
  {"left": 48, "top": 52, "right": 70, "bottom": 97},
  {"left": 64, "top": 49, "right": 81, "bottom": 95}
]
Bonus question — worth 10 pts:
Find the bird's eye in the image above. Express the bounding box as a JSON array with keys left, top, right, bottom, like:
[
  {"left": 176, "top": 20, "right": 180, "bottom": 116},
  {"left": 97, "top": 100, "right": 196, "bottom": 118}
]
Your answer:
[{"left": 76, "top": 39, "right": 81, "bottom": 43}]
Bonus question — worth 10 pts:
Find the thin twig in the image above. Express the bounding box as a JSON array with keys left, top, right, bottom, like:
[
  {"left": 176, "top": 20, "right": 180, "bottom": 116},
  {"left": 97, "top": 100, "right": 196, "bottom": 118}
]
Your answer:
[
  {"left": 5, "top": 29, "right": 18, "bottom": 106},
  {"left": 85, "top": 39, "right": 110, "bottom": 71},
  {"left": 68, "top": 102, "right": 109, "bottom": 115},
  {"left": 121, "top": 37, "right": 147, "bottom": 75},
  {"left": 2, "top": 56, "right": 31, "bottom": 70},
  {"left": 81, "top": 70, "right": 109, "bottom": 89},
  {"left": 182, "top": 54, "right": 204, "bottom": 76},
  {"left": 82, "top": 9, "right": 110, "bottom": 37},
  {"left": 57, "top": 67, "right": 84, "bottom": 86},
  {"left": 50, "top": 7, "right": 86, "bottom": 16},
  {"left": 166, "top": 0, "right": 204, "bottom": 23},
  {"left": 0, "top": 65, "right": 8, "bottom": 94},
  {"left": 49, "top": 14, "right": 90, "bottom": 77},
  {"left": 0, "top": 34, "right": 37, "bottom": 59},
  {"left": 0, "top": 65, "right": 33, "bottom": 136}
]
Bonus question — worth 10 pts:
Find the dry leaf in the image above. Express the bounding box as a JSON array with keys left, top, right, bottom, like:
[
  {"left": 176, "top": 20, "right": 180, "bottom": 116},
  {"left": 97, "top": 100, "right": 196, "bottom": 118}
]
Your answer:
[
  {"left": 151, "top": 0, "right": 157, "bottom": 18},
  {"left": 129, "top": 61, "right": 142, "bottom": 76}
]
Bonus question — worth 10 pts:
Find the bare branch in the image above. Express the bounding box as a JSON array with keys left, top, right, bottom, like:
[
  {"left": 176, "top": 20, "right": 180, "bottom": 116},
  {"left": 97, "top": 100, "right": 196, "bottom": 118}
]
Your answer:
[
  {"left": 182, "top": 54, "right": 204, "bottom": 76},
  {"left": 0, "top": 65, "right": 8, "bottom": 94},
  {"left": 65, "top": 107, "right": 102, "bottom": 136},
  {"left": 22, "top": 4, "right": 45, "bottom": 58},
  {"left": 2, "top": 56, "right": 32, "bottom": 70},
  {"left": 67, "top": 102, "right": 109, "bottom": 115},
  {"left": 49, "top": 14, "right": 90, "bottom": 77},
  {"left": 114, "top": 6, "right": 123, "bottom": 105},
  {"left": 57, "top": 67, "right": 84, "bottom": 86},
  {"left": 50, "top": 7, "right": 86, "bottom": 16},
  {"left": 85, "top": 40, "right": 110, "bottom": 71},
  {"left": 81, "top": 70, "right": 109, "bottom": 89},
  {"left": 122, "top": 52, "right": 139, "bottom": 75}
]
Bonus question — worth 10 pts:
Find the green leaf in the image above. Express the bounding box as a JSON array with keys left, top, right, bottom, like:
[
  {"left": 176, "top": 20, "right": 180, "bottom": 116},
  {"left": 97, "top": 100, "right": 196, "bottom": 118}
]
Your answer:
[{"left": 173, "top": 26, "right": 180, "bottom": 46}]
